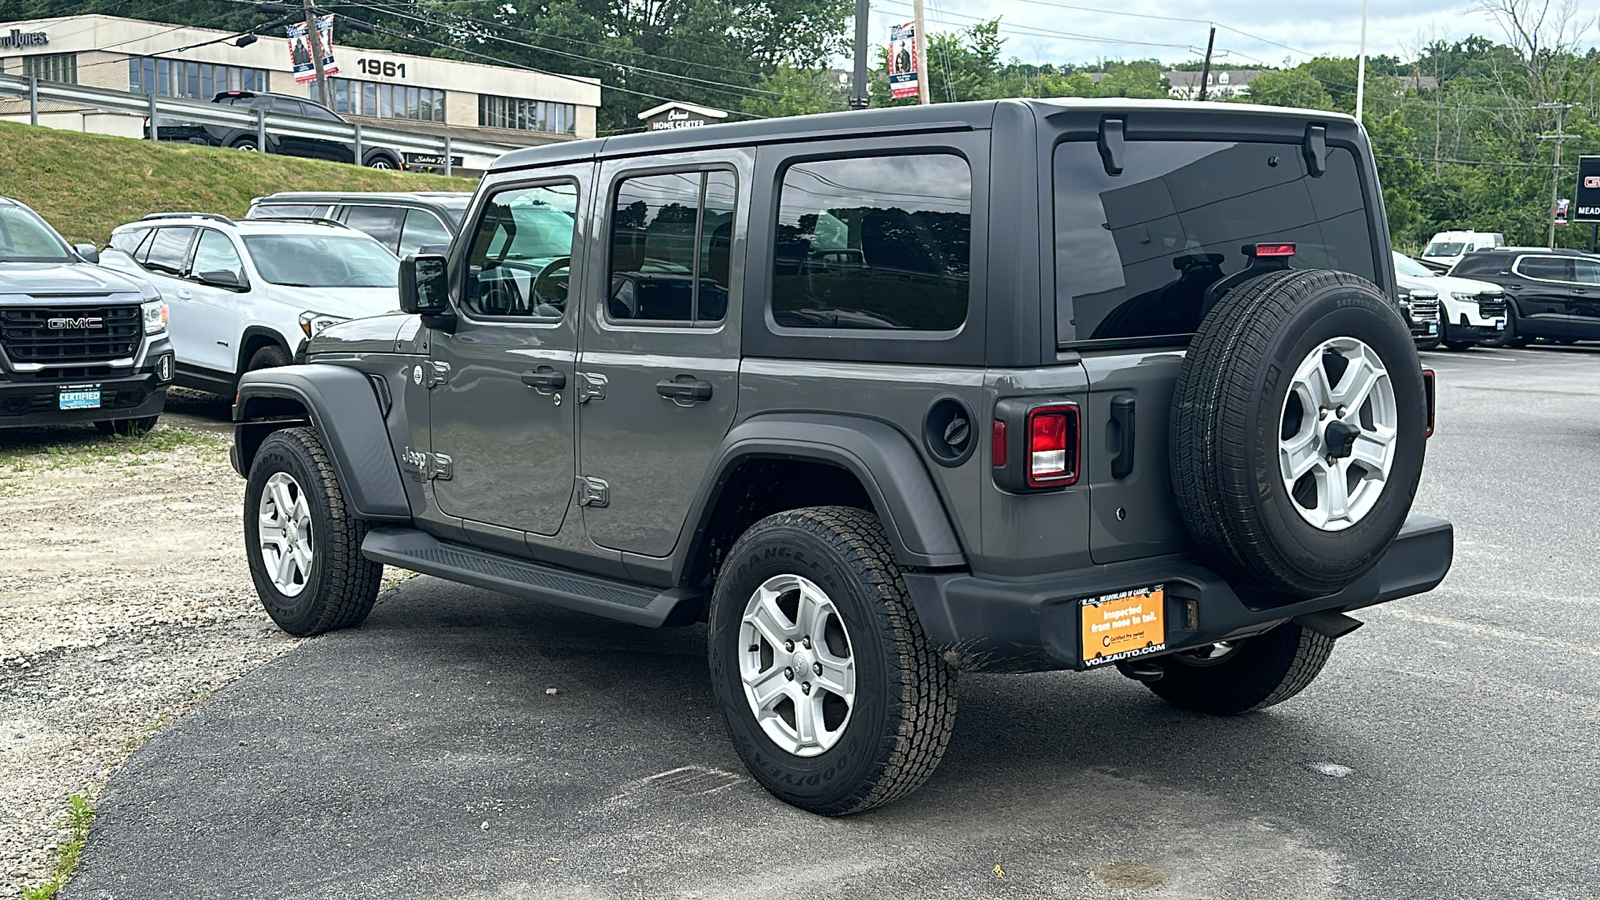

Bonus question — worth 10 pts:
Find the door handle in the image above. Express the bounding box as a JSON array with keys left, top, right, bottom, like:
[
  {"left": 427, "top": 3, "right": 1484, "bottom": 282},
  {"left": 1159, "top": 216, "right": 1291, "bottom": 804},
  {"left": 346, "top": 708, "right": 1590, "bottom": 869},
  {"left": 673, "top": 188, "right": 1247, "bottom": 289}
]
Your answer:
[
  {"left": 1507, "top": 283, "right": 1523, "bottom": 290},
  {"left": 520, "top": 366, "right": 566, "bottom": 392},
  {"left": 1109, "top": 397, "right": 1136, "bottom": 480},
  {"left": 656, "top": 375, "right": 713, "bottom": 404}
]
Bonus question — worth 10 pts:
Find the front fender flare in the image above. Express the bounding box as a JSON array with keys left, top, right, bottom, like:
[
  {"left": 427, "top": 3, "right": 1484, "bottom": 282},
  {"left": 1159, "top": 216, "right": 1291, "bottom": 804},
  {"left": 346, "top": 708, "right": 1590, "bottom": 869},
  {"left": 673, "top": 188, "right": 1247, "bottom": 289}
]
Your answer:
[
  {"left": 677, "top": 413, "right": 967, "bottom": 577},
  {"left": 232, "top": 364, "right": 410, "bottom": 521}
]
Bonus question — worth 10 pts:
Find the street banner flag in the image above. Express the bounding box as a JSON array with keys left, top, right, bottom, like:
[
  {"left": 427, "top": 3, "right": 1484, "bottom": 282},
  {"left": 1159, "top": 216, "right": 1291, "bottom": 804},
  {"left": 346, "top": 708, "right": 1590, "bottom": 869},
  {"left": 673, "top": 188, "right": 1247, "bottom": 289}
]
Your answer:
[
  {"left": 287, "top": 15, "right": 339, "bottom": 85},
  {"left": 1554, "top": 198, "right": 1569, "bottom": 226},
  {"left": 888, "top": 22, "right": 919, "bottom": 100}
]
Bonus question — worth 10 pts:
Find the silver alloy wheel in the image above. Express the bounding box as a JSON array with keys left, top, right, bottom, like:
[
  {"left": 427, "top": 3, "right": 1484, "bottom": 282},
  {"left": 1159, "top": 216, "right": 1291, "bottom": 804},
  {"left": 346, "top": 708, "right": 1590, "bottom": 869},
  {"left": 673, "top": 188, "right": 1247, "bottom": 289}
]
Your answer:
[
  {"left": 1279, "top": 336, "right": 1398, "bottom": 531},
  {"left": 368, "top": 159, "right": 393, "bottom": 169},
  {"left": 235, "top": 143, "right": 258, "bottom": 151},
  {"left": 738, "top": 574, "right": 856, "bottom": 757},
  {"left": 258, "top": 471, "right": 314, "bottom": 597}
]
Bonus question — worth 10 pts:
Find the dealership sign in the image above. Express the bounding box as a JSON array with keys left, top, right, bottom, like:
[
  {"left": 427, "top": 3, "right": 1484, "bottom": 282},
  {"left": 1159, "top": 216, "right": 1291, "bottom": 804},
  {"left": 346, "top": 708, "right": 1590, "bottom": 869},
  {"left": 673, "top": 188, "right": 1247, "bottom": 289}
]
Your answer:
[
  {"left": 0, "top": 28, "right": 47, "bottom": 49},
  {"left": 1574, "top": 156, "right": 1600, "bottom": 223}
]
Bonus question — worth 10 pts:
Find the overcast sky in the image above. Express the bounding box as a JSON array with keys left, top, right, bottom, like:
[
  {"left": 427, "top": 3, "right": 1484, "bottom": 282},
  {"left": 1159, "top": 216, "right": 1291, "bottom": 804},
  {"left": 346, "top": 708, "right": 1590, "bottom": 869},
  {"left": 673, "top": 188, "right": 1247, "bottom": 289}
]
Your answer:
[{"left": 865, "top": 0, "right": 1600, "bottom": 68}]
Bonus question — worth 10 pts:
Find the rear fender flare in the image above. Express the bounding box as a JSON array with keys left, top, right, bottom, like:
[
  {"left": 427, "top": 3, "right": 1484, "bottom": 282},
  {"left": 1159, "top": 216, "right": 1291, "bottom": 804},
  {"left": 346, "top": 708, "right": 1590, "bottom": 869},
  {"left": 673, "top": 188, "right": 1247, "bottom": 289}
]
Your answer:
[
  {"left": 233, "top": 364, "right": 410, "bottom": 521},
  {"left": 675, "top": 414, "right": 967, "bottom": 581}
]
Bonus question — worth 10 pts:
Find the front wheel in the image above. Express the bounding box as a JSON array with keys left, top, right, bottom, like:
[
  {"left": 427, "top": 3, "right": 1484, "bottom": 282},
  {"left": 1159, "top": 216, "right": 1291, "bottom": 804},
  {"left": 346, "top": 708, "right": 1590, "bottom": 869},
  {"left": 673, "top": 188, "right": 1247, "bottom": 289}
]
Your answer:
[
  {"left": 244, "top": 427, "right": 380, "bottom": 636},
  {"left": 1144, "top": 622, "right": 1333, "bottom": 716},
  {"left": 708, "top": 507, "right": 957, "bottom": 816},
  {"left": 246, "top": 344, "right": 290, "bottom": 373},
  {"left": 365, "top": 154, "right": 397, "bottom": 170}
]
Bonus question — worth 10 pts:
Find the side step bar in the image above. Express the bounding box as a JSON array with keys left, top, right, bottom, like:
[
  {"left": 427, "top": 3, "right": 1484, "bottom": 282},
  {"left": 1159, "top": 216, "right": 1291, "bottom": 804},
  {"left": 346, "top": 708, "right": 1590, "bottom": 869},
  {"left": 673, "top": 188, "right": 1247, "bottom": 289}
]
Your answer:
[{"left": 361, "top": 527, "right": 699, "bottom": 628}]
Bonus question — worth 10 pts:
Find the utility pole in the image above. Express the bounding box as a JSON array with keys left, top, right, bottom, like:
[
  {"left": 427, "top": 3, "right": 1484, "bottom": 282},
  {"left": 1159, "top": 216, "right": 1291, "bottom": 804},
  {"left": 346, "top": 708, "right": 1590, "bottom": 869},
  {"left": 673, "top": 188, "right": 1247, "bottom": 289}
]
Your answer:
[
  {"left": 913, "top": 0, "right": 929, "bottom": 105},
  {"left": 1196, "top": 26, "right": 1216, "bottom": 102},
  {"left": 1355, "top": 0, "right": 1369, "bottom": 121},
  {"left": 850, "top": 0, "right": 868, "bottom": 109},
  {"left": 1539, "top": 102, "right": 1576, "bottom": 250},
  {"left": 302, "top": 0, "right": 330, "bottom": 110}
]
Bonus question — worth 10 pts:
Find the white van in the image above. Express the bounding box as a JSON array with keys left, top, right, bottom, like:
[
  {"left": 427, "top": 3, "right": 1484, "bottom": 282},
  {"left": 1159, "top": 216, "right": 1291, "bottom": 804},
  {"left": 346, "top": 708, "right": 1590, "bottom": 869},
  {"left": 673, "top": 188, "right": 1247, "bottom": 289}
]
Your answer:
[{"left": 1421, "top": 230, "right": 1505, "bottom": 272}]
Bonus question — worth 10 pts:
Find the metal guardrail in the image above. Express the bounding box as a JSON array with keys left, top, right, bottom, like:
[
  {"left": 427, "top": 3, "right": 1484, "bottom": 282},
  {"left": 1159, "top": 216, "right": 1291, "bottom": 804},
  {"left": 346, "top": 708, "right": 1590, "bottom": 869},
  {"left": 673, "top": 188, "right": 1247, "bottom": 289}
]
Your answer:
[{"left": 0, "top": 73, "right": 516, "bottom": 174}]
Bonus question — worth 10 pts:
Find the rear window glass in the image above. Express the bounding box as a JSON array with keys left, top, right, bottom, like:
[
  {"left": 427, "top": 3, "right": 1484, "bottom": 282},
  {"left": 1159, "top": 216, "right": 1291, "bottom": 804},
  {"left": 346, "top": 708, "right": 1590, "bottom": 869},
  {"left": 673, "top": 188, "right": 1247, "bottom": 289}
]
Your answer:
[
  {"left": 771, "top": 154, "right": 971, "bottom": 331},
  {"left": 1053, "top": 140, "right": 1376, "bottom": 345},
  {"left": 249, "top": 204, "right": 330, "bottom": 220}
]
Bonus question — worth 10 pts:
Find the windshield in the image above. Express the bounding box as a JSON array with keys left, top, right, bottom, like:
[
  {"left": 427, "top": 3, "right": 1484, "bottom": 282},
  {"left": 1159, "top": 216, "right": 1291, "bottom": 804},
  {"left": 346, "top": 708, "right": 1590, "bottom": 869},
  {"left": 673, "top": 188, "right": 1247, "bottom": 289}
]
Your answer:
[
  {"left": 1425, "top": 242, "right": 1465, "bottom": 257},
  {"left": 242, "top": 234, "right": 398, "bottom": 287},
  {"left": 0, "top": 205, "right": 72, "bottom": 263},
  {"left": 476, "top": 201, "right": 575, "bottom": 262},
  {"left": 1393, "top": 252, "right": 1437, "bottom": 278}
]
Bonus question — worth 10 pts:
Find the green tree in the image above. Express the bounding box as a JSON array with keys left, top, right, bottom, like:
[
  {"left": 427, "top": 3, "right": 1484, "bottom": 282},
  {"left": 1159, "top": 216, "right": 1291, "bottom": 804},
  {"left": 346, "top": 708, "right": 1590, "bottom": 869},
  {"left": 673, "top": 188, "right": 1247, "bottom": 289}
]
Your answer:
[{"left": 1240, "top": 69, "right": 1334, "bottom": 110}]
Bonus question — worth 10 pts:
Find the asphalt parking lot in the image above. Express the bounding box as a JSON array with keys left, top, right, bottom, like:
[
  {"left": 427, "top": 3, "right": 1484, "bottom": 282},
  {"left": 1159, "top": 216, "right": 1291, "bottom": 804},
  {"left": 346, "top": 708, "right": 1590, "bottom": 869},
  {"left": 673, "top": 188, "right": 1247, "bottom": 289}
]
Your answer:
[{"left": 64, "top": 346, "right": 1600, "bottom": 900}]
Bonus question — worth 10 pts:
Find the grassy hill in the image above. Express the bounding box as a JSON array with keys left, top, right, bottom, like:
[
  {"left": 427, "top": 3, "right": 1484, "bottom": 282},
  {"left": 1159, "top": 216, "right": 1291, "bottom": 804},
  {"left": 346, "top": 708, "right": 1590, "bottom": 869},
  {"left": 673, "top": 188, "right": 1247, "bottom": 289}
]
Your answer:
[{"left": 0, "top": 121, "right": 477, "bottom": 246}]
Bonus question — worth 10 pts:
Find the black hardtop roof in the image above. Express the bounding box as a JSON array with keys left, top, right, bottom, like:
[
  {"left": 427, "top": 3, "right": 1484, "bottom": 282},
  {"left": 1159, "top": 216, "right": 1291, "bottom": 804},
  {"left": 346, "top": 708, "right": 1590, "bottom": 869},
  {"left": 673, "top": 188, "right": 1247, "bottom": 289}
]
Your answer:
[{"left": 490, "top": 97, "right": 1358, "bottom": 172}]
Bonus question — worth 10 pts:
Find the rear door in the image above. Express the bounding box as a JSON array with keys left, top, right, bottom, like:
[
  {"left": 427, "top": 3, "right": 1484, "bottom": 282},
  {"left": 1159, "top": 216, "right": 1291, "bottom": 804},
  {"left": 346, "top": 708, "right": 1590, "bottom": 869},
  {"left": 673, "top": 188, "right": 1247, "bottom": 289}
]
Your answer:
[
  {"left": 576, "top": 157, "right": 745, "bottom": 559},
  {"left": 1051, "top": 136, "right": 1384, "bottom": 565},
  {"left": 1570, "top": 258, "right": 1600, "bottom": 335},
  {"left": 182, "top": 228, "right": 247, "bottom": 373},
  {"left": 1510, "top": 255, "right": 1574, "bottom": 335}
]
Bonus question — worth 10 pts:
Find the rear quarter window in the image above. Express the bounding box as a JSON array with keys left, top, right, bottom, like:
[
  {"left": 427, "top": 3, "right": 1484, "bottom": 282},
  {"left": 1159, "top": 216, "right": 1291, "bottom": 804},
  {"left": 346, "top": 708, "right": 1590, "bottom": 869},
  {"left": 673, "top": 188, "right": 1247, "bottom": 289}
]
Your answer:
[
  {"left": 1053, "top": 140, "right": 1377, "bottom": 345},
  {"left": 770, "top": 153, "right": 971, "bottom": 331}
]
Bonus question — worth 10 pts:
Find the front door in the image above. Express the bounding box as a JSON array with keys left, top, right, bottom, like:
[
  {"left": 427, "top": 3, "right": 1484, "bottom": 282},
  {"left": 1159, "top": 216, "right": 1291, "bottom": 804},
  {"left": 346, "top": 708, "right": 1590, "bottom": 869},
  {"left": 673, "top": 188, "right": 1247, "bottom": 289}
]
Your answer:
[
  {"left": 429, "top": 173, "right": 587, "bottom": 537},
  {"left": 577, "top": 161, "right": 745, "bottom": 558}
]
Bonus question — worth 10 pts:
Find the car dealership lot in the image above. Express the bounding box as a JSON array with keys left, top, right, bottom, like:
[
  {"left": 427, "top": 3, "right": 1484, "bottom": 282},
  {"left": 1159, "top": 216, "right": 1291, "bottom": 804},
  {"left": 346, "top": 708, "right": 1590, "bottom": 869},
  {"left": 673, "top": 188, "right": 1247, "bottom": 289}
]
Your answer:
[{"left": 0, "top": 345, "right": 1575, "bottom": 898}]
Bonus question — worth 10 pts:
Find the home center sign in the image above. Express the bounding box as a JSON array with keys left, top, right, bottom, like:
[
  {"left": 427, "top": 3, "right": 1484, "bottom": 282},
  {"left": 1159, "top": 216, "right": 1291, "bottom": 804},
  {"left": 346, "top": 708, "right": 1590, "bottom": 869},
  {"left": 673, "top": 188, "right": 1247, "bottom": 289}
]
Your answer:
[
  {"left": 637, "top": 101, "right": 728, "bottom": 132},
  {"left": 1574, "top": 156, "right": 1600, "bottom": 223},
  {"left": 0, "top": 28, "right": 48, "bottom": 49}
]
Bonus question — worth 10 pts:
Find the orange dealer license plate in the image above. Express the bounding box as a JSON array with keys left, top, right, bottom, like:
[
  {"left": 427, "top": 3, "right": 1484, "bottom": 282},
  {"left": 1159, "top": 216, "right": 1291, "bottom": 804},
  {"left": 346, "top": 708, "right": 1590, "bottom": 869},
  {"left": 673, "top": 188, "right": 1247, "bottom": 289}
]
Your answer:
[{"left": 1080, "top": 585, "right": 1166, "bottom": 667}]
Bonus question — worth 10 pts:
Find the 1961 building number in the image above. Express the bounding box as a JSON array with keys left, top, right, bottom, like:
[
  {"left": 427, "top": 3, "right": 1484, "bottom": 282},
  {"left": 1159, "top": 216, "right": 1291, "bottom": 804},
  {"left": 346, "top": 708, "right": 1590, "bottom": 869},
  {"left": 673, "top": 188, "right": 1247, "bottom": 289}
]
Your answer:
[{"left": 357, "top": 59, "right": 407, "bottom": 78}]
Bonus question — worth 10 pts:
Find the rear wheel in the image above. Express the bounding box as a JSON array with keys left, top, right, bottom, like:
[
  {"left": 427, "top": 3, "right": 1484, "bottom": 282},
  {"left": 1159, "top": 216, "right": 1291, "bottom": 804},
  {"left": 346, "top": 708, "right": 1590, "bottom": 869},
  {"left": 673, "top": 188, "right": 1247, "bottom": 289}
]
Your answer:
[
  {"left": 244, "top": 427, "right": 380, "bottom": 636},
  {"left": 95, "top": 416, "right": 159, "bottom": 437},
  {"left": 1145, "top": 622, "right": 1333, "bottom": 715},
  {"left": 231, "top": 137, "right": 259, "bottom": 152},
  {"left": 708, "top": 506, "right": 957, "bottom": 816},
  {"left": 365, "top": 154, "right": 397, "bottom": 170}
]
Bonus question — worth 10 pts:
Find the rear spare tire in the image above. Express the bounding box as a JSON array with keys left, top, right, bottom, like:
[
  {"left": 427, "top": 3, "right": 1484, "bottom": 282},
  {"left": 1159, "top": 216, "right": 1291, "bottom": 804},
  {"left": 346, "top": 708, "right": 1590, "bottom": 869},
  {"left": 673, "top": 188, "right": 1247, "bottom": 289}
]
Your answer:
[{"left": 1170, "top": 268, "right": 1427, "bottom": 599}]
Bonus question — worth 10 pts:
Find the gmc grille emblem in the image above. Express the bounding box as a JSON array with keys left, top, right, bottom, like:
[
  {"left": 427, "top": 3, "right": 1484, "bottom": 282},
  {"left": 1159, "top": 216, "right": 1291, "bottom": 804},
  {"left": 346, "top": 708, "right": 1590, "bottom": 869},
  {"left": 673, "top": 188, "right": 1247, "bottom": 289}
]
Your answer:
[{"left": 46, "top": 317, "right": 104, "bottom": 330}]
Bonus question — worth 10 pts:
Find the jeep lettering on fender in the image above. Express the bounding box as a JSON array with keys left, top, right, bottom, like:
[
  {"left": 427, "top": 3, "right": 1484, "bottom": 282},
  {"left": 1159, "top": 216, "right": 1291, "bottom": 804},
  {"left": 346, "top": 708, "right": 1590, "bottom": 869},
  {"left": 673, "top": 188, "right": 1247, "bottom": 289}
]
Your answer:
[{"left": 231, "top": 99, "right": 1454, "bottom": 815}]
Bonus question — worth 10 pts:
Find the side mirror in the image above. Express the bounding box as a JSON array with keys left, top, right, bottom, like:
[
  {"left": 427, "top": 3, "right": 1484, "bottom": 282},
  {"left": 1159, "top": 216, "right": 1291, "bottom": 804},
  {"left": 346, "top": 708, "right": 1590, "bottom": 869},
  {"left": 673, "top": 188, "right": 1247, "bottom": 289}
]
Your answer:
[
  {"left": 197, "top": 270, "right": 242, "bottom": 289},
  {"left": 400, "top": 253, "right": 450, "bottom": 315},
  {"left": 74, "top": 243, "right": 100, "bottom": 264}
]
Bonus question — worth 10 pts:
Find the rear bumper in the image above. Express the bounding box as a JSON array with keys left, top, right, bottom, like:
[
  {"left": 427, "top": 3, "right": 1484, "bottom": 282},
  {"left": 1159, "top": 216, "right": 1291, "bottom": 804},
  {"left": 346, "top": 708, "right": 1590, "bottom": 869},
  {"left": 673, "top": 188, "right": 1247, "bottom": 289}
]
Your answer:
[{"left": 903, "top": 513, "right": 1454, "bottom": 673}]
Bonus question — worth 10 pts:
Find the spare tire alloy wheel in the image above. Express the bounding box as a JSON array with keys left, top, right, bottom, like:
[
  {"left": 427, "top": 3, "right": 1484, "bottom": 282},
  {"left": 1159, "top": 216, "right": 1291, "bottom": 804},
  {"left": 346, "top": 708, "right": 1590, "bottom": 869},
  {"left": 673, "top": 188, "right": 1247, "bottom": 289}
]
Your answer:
[
  {"left": 1170, "top": 269, "right": 1427, "bottom": 599},
  {"left": 738, "top": 574, "right": 856, "bottom": 756},
  {"left": 1278, "top": 337, "right": 1397, "bottom": 532},
  {"left": 709, "top": 507, "right": 957, "bottom": 816}
]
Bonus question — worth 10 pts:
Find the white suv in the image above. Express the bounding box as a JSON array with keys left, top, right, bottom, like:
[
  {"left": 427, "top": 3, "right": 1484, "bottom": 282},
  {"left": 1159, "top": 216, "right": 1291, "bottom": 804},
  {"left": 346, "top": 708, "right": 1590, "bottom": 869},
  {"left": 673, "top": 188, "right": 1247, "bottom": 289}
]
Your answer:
[
  {"left": 1393, "top": 251, "right": 1506, "bottom": 350},
  {"left": 101, "top": 215, "right": 398, "bottom": 393}
]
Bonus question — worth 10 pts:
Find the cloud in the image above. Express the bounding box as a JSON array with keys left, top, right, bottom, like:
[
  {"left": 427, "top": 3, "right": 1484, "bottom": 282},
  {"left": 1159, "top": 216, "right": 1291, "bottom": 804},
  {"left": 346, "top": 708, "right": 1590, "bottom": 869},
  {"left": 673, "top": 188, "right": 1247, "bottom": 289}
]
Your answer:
[{"left": 864, "top": 0, "right": 1598, "bottom": 66}]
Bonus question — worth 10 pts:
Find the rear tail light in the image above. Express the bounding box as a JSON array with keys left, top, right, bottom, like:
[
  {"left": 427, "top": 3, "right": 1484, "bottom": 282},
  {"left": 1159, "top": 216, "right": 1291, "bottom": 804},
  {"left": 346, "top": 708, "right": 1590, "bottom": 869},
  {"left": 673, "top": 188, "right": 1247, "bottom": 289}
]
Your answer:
[
  {"left": 1421, "top": 368, "right": 1435, "bottom": 437},
  {"left": 1026, "top": 404, "right": 1079, "bottom": 487}
]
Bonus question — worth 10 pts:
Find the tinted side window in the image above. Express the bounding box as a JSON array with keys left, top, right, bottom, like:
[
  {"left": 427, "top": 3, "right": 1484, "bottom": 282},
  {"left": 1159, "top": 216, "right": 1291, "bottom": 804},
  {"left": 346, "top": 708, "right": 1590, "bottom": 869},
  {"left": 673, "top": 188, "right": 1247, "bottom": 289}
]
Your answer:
[
  {"left": 1450, "top": 255, "right": 1501, "bottom": 277},
  {"left": 1516, "top": 256, "right": 1572, "bottom": 281},
  {"left": 771, "top": 154, "right": 970, "bottom": 331},
  {"left": 342, "top": 206, "right": 406, "bottom": 252},
  {"left": 268, "top": 97, "right": 303, "bottom": 115},
  {"left": 191, "top": 229, "right": 246, "bottom": 284},
  {"left": 608, "top": 171, "right": 734, "bottom": 324},
  {"left": 1574, "top": 259, "right": 1600, "bottom": 286},
  {"left": 398, "top": 209, "right": 452, "bottom": 258},
  {"left": 1053, "top": 140, "right": 1376, "bottom": 344},
  {"left": 143, "top": 227, "right": 195, "bottom": 275},
  {"left": 462, "top": 183, "right": 577, "bottom": 319}
]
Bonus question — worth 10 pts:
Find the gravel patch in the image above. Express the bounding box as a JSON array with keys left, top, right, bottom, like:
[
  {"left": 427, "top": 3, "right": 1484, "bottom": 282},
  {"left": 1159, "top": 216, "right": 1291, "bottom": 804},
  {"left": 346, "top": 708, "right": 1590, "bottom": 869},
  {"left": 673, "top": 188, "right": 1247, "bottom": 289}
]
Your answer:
[{"left": 0, "top": 425, "right": 299, "bottom": 895}]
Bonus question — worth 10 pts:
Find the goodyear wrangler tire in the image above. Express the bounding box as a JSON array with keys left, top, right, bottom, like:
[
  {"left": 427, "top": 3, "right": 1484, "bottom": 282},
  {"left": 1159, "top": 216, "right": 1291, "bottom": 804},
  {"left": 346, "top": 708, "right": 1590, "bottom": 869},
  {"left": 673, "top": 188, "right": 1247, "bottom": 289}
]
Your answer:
[
  {"left": 708, "top": 506, "right": 957, "bottom": 816},
  {"left": 1170, "top": 269, "right": 1427, "bottom": 599}
]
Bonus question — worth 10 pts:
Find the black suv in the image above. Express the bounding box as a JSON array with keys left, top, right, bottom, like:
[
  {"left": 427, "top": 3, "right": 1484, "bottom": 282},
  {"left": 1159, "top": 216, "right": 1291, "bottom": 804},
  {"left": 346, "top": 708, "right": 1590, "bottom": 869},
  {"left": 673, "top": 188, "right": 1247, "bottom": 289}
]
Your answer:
[
  {"left": 0, "top": 197, "right": 173, "bottom": 433},
  {"left": 246, "top": 191, "right": 471, "bottom": 258},
  {"left": 154, "top": 91, "right": 403, "bottom": 170},
  {"left": 231, "top": 100, "right": 1453, "bottom": 815},
  {"left": 1449, "top": 248, "right": 1600, "bottom": 345}
]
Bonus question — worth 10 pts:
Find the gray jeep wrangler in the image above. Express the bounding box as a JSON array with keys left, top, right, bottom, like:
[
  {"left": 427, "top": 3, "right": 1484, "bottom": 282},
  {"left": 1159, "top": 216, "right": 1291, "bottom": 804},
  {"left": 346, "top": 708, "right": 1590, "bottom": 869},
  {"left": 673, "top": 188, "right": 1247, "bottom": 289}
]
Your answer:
[{"left": 232, "top": 99, "right": 1453, "bottom": 815}]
